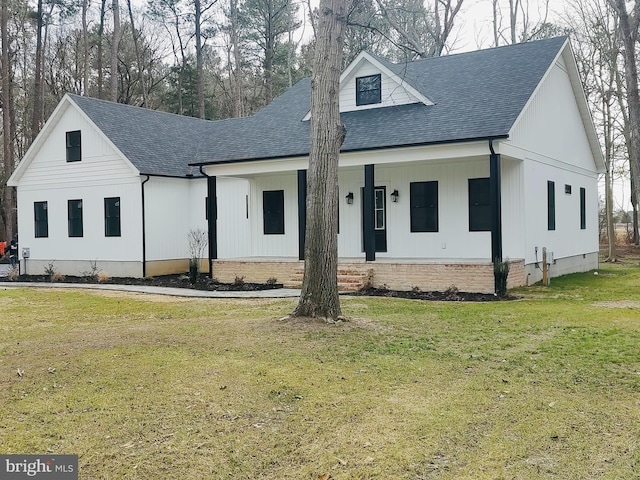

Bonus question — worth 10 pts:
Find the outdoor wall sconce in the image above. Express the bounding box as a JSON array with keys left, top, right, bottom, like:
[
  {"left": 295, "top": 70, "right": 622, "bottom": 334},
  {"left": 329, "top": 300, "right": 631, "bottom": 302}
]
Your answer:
[
  {"left": 391, "top": 189, "right": 399, "bottom": 203},
  {"left": 346, "top": 192, "right": 354, "bottom": 205}
]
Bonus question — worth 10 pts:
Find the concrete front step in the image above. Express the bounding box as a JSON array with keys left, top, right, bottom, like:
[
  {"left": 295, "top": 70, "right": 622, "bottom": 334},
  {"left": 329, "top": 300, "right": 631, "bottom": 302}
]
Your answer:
[{"left": 286, "top": 268, "right": 372, "bottom": 291}]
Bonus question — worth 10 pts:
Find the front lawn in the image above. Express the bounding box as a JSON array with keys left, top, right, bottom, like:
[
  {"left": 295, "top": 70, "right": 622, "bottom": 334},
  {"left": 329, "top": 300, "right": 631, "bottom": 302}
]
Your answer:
[{"left": 1, "top": 257, "right": 639, "bottom": 478}]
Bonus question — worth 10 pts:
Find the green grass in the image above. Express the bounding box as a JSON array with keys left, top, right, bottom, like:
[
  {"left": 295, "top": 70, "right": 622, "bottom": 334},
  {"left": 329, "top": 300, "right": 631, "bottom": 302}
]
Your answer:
[{"left": 1, "top": 256, "right": 640, "bottom": 479}]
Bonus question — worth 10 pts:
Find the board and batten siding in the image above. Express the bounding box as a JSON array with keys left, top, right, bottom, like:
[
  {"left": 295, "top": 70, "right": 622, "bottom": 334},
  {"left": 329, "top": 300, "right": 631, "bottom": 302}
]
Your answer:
[
  {"left": 339, "top": 63, "right": 420, "bottom": 112},
  {"left": 190, "top": 177, "right": 250, "bottom": 259},
  {"left": 337, "top": 159, "right": 498, "bottom": 260},
  {"left": 15, "top": 104, "right": 143, "bottom": 276},
  {"left": 508, "top": 54, "right": 600, "bottom": 269},
  {"left": 248, "top": 174, "right": 299, "bottom": 257}
]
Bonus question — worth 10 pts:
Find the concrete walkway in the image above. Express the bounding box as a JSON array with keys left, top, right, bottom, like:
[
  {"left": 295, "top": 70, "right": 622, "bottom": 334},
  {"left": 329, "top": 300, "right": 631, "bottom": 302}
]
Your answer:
[{"left": 0, "top": 278, "right": 302, "bottom": 298}]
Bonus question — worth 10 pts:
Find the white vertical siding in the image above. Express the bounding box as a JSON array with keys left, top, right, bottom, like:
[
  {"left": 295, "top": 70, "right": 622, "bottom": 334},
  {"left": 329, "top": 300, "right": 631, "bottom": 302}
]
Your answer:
[
  {"left": 509, "top": 58, "right": 600, "bottom": 266},
  {"left": 144, "top": 177, "right": 192, "bottom": 261},
  {"left": 340, "top": 63, "right": 420, "bottom": 112},
  {"left": 510, "top": 60, "right": 594, "bottom": 171},
  {"left": 148, "top": 176, "right": 252, "bottom": 261},
  {"left": 213, "top": 178, "right": 250, "bottom": 258},
  {"left": 522, "top": 161, "right": 599, "bottom": 265},
  {"left": 501, "top": 158, "right": 526, "bottom": 260},
  {"left": 337, "top": 160, "right": 497, "bottom": 260},
  {"left": 249, "top": 174, "right": 299, "bottom": 256}
]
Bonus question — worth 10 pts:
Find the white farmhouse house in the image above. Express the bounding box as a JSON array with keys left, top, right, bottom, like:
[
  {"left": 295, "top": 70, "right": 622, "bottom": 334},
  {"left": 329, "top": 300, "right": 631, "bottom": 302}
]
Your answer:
[{"left": 8, "top": 36, "right": 604, "bottom": 293}]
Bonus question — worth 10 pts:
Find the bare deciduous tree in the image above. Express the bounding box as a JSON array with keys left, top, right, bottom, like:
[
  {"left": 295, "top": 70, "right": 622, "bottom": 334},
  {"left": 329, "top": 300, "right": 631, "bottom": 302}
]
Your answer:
[
  {"left": 292, "top": 0, "right": 347, "bottom": 321},
  {"left": 608, "top": 0, "right": 640, "bottom": 246},
  {"left": 111, "top": 0, "right": 121, "bottom": 101}
]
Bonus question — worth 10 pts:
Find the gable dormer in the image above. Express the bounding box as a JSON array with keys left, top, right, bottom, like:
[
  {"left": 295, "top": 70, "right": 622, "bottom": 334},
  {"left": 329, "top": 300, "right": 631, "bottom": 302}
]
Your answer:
[{"left": 303, "top": 52, "right": 433, "bottom": 120}]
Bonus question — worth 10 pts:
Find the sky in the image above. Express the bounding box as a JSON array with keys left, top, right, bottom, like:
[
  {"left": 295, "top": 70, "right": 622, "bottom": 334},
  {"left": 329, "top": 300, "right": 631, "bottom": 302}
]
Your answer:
[{"left": 449, "top": 0, "right": 570, "bottom": 52}]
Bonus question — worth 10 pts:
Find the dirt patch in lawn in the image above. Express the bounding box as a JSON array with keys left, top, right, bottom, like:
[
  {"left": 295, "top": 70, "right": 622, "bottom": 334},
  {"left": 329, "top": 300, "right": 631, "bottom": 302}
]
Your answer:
[{"left": 592, "top": 300, "right": 640, "bottom": 309}]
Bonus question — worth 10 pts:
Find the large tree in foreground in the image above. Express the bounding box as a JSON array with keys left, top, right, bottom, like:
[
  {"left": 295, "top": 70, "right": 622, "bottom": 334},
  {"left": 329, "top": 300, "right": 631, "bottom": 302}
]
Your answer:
[{"left": 291, "top": 0, "right": 347, "bottom": 320}]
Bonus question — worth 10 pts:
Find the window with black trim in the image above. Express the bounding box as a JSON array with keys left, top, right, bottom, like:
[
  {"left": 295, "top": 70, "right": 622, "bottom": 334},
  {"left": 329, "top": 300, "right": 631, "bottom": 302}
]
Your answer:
[
  {"left": 263, "top": 190, "right": 284, "bottom": 234},
  {"left": 469, "top": 178, "right": 490, "bottom": 231},
  {"left": 68, "top": 199, "right": 83, "bottom": 237},
  {"left": 547, "top": 181, "right": 555, "bottom": 231},
  {"left": 580, "top": 187, "right": 586, "bottom": 230},
  {"left": 356, "top": 74, "right": 381, "bottom": 106},
  {"left": 66, "top": 130, "right": 82, "bottom": 162},
  {"left": 34, "top": 201, "right": 48, "bottom": 238},
  {"left": 410, "top": 181, "right": 438, "bottom": 232},
  {"left": 105, "top": 197, "right": 121, "bottom": 237}
]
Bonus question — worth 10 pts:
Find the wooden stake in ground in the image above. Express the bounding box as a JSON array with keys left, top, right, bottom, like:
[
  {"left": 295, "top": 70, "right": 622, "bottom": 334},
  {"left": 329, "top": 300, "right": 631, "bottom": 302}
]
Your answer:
[{"left": 291, "top": 0, "right": 347, "bottom": 321}]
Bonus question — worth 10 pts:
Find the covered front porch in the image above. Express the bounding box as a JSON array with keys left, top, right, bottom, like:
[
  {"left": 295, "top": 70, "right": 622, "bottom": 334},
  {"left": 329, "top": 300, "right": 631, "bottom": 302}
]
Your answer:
[{"left": 200, "top": 139, "right": 521, "bottom": 294}]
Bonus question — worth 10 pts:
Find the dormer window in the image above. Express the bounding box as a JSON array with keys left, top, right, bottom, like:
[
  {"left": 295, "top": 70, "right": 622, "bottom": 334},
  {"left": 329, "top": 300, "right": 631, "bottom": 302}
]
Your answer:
[{"left": 356, "top": 74, "right": 381, "bottom": 106}]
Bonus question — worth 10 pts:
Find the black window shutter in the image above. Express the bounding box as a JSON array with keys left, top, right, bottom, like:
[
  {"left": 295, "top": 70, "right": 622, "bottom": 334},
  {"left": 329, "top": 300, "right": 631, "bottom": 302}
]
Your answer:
[
  {"left": 410, "top": 181, "right": 438, "bottom": 232},
  {"left": 469, "top": 178, "right": 491, "bottom": 232},
  {"left": 263, "top": 190, "right": 285, "bottom": 235},
  {"left": 580, "top": 187, "right": 586, "bottom": 230},
  {"left": 547, "top": 181, "right": 556, "bottom": 231}
]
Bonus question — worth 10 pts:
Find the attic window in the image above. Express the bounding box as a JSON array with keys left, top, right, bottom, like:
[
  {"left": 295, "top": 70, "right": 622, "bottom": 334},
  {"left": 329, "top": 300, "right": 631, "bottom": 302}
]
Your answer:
[
  {"left": 356, "top": 74, "right": 381, "bottom": 106},
  {"left": 66, "top": 130, "right": 82, "bottom": 162}
]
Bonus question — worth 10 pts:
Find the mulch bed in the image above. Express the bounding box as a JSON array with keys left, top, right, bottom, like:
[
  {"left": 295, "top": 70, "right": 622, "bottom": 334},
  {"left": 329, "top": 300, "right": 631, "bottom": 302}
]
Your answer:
[
  {"left": 1, "top": 274, "right": 283, "bottom": 292},
  {"left": 348, "top": 286, "right": 511, "bottom": 302},
  {"left": 1, "top": 273, "right": 515, "bottom": 301}
]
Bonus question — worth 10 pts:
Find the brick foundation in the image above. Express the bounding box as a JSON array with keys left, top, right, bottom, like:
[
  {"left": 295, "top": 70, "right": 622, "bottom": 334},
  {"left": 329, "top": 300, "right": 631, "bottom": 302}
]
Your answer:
[{"left": 212, "top": 258, "right": 526, "bottom": 294}]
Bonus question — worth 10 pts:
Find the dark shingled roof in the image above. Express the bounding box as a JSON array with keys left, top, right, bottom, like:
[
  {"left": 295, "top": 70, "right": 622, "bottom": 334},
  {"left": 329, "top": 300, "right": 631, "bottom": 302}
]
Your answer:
[{"left": 69, "top": 36, "right": 567, "bottom": 176}]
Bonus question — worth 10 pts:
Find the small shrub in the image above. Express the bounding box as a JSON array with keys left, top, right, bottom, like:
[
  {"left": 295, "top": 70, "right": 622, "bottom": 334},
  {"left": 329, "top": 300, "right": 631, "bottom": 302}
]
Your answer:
[
  {"left": 444, "top": 285, "right": 461, "bottom": 301},
  {"left": 97, "top": 271, "right": 111, "bottom": 283},
  {"left": 187, "top": 229, "right": 208, "bottom": 283},
  {"left": 80, "top": 260, "right": 101, "bottom": 281},
  {"left": 50, "top": 271, "right": 65, "bottom": 283},
  {"left": 411, "top": 285, "right": 421, "bottom": 293},
  {"left": 266, "top": 277, "right": 278, "bottom": 285},
  {"left": 233, "top": 275, "right": 245, "bottom": 286},
  {"left": 7, "top": 266, "right": 20, "bottom": 281},
  {"left": 44, "top": 262, "right": 58, "bottom": 282}
]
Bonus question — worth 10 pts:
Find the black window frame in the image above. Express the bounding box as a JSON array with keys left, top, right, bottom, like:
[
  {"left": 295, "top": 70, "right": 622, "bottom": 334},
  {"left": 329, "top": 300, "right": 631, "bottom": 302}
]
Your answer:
[
  {"left": 104, "top": 197, "right": 121, "bottom": 237},
  {"left": 410, "top": 181, "right": 438, "bottom": 233},
  {"left": 468, "top": 178, "right": 491, "bottom": 232},
  {"left": 263, "top": 190, "right": 285, "bottom": 235},
  {"left": 356, "top": 74, "right": 382, "bottom": 106},
  {"left": 580, "top": 187, "right": 586, "bottom": 230},
  {"left": 34, "top": 201, "right": 49, "bottom": 238},
  {"left": 68, "top": 199, "right": 84, "bottom": 238},
  {"left": 66, "top": 130, "right": 82, "bottom": 162},
  {"left": 547, "top": 181, "right": 556, "bottom": 231}
]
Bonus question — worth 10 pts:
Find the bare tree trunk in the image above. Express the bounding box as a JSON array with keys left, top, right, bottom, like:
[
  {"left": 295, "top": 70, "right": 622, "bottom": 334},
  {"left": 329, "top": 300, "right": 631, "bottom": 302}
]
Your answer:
[
  {"left": 1, "top": 0, "right": 15, "bottom": 241},
  {"left": 264, "top": 0, "right": 274, "bottom": 105},
  {"left": 98, "top": 0, "right": 107, "bottom": 98},
  {"left": 609, "top": 0, "right": 640, "bottom": 225},
  {"left": 82, "top": 0, "right": 89, "bottom": 94},
  {"left": 127, "top": 0, "right": 148, "bottom": 106},
  {"left": 110, "top": 0, "right": 121, "bottom": 102},
  {"left": 291, "top": 0, "right": 347, "bottom": 321},
  {"left": 31, "top": 0, "right": 44, "bottom": 142},
  {"left": 195, "top": 0, "right": 205, "bottom": 118},
  {"left": 605, "top": 166, "right": 617, "bottom": 261},
  {"left": 230, "top": 0, "right": 245, "bottom": 117}
]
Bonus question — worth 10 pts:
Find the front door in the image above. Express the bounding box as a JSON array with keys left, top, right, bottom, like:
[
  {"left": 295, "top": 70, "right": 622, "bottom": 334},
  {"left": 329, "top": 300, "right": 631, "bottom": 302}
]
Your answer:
[{"left": 362, "top": 186, "right": 387, "bottom": 252}]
